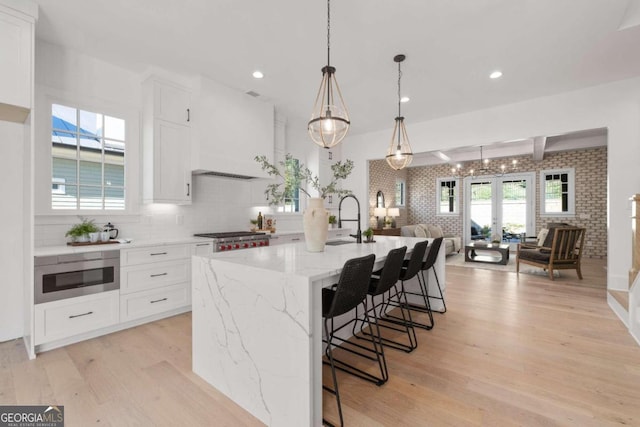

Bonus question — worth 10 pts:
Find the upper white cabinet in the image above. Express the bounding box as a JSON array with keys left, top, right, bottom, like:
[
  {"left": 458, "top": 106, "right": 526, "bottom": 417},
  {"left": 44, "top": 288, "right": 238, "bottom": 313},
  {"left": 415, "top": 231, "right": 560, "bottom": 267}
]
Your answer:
[
  {"left": 192, "top": 77, "right": 274, "bottom": 179},
  {"left": 0, "top": 3, "right": 35, "bottom": 123},
  {"left": 142, "top": 78, "right": 192, "bottom": 204}
]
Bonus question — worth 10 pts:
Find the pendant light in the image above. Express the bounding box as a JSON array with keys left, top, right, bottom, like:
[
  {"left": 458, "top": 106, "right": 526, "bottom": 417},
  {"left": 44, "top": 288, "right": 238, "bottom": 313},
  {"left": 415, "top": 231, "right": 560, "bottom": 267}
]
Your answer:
[
  {"left": 308, "top": 0, "right": 350, "bottom": 149},
  {"left": 386, "top": 54, "right": 413, "bottom": 170}
]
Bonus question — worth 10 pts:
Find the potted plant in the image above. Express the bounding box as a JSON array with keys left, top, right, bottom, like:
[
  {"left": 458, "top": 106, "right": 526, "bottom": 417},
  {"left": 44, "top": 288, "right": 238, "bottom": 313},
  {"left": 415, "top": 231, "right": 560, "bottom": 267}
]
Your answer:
[
  {"left": 65, "top": 216, "right": 100, "bottom": 243},
  {"left": 328, "top": 215, "right": 337, "bottom": 229},
  {"left": 249, "top": 219, "right": 258, "bottom": 232},
  {"left": 363, "top": 227, "right": 374, "bottom": 243},
  {"left": 384, "top": 218, "right": 393, "bottom": 229},
  {"left": 255, "top": 154, "right": 354, "bottom": 252}
]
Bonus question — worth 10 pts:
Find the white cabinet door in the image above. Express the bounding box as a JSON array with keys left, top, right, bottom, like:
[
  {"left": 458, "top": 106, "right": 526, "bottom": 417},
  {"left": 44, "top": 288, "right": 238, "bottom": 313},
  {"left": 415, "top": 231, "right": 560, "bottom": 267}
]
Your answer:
[
  {"left": 121, "top": 243, "right": 190, "bottom": 266},
  {"left": 34, "top": 291, "right": 120, "bottom": 345},
  {"left": 120, "top": 259, "right": 190, "bottom": 294},
  {"left": 0, "top": 7, "right": 32, "bottom": 122},
  {"left": 154, "top": 82, "right": 191, "bottom": 125},
  {"left": 191, "top": 241, "right": 213, "bottom": 256},
  {"left": 149, "top": 119, "right": 192, "bottom": 204},
  {"left": 120, "top": 283, "right": 190, "bottom": 322}
]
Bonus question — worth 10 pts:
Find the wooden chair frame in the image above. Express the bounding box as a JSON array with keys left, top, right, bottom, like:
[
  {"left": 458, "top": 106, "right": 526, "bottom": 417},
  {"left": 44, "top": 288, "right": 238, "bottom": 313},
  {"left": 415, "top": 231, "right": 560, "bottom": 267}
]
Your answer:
[{"left": 516, "top": 227, "right": 586, "bottom": 281}]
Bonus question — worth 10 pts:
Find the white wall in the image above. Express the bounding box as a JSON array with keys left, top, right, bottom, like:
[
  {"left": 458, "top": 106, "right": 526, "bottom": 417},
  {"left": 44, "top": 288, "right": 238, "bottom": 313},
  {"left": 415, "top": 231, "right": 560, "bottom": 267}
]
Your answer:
[
  {"left": 342, "top": 77, "right": 640, "bottom": 290},
  {"left": 0, "top": 121, "right": 26, "bottom": 341}
]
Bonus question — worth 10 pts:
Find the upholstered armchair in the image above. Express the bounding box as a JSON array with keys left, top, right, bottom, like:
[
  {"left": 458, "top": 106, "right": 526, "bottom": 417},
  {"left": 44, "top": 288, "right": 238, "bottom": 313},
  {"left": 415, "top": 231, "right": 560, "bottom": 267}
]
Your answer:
[{"left": 516, "top": 227, "right": 586, "bottom": 281}]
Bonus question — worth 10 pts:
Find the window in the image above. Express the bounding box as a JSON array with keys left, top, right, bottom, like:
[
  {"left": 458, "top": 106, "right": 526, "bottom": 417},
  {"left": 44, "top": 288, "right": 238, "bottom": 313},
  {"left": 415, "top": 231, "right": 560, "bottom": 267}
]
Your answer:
[
  {"left": 437, "top": 178, "right": 459, "bottom": 215},
  {"left": 280, "top": 157, "right": 300, "bottom": 213},
  {"left": 540, "top": 168, "right": 575, "bottom": 216},
  {"left": 51, "top": 104, "right": 126, "bottom": 210},
  {"left": 395, "top": 179, "right": 406, "bottom": 207}
]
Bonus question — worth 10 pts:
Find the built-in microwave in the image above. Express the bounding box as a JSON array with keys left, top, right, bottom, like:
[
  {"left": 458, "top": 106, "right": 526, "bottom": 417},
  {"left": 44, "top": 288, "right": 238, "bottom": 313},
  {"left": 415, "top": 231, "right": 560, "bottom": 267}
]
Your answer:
[{"left": 34, "top": 250, "right": 120, "bottom": 304}]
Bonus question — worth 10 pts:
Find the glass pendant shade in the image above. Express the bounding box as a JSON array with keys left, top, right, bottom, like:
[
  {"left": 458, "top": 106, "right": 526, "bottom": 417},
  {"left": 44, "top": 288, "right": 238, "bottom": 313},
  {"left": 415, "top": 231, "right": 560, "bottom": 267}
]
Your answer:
[
  {"left": 386, "top": 117, "right": 413, "bottom": 170},
  {"left": 308, "top": 66, "right": 350, "bottom": 149}
]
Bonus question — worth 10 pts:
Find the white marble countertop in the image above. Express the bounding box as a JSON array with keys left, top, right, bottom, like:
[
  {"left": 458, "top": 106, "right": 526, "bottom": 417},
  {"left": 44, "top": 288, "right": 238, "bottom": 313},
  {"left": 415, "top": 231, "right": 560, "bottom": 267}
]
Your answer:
[
  {"left": 267, "top": 227, "right": 349, "bottom": 237},
  {"left": 198, "top": 235, "right": 427, "bottom": 282},
  {"left": 34, "top": 236, "right": 214, "bottom": 257}
]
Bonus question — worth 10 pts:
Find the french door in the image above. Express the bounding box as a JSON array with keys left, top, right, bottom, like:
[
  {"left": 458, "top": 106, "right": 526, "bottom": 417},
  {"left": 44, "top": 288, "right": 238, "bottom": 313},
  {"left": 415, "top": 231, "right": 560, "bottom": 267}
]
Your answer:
[{"left": 464, "top": 173, "right": 535, "bottom": 247}]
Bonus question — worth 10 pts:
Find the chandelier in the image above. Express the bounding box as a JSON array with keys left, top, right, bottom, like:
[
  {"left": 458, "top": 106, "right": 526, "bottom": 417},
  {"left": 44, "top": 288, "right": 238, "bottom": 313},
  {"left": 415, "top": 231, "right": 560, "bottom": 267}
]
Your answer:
[
  {"left": 386, "top": 54, "right": 413, "bottom": 170},
  {"left": 308, "top": 0, "right": 350, "bottom": 149},
  {"left": 451, "top": 146, "right": 518, "bottom": 178}
]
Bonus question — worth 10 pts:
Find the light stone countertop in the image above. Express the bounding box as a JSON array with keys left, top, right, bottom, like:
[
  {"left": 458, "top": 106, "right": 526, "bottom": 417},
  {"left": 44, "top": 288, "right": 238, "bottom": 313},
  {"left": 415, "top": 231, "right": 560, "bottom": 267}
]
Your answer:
[
  {"left": 33, "top": 236, "right": 214, "bottom": 257},
  {"left": 197, "top": 235, "right": 427, "bottom": 282}
]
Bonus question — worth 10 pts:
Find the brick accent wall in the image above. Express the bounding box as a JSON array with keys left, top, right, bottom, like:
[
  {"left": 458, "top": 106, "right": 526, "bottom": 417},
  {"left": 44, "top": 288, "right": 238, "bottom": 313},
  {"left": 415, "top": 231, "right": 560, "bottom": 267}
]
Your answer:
[{"left": 370, "top": 147, "right": 607, "bottom": 258}]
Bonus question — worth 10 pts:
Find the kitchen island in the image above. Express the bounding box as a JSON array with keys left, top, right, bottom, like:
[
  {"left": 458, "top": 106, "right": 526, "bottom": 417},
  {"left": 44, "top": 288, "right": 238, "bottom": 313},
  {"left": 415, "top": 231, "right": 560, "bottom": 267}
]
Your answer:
[{"left": 191, "top": 236, "right": 445, "bottom": 426}]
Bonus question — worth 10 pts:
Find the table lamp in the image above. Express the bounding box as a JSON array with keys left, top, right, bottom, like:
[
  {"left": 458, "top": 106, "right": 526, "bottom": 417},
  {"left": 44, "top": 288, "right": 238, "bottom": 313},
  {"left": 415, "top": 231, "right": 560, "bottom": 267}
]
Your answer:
[
  {"left": 374, "top": 207, "right": 387, "bottom": 229},
  {"left": 387, "top": 207, "right": 400, "bottom": 228}
]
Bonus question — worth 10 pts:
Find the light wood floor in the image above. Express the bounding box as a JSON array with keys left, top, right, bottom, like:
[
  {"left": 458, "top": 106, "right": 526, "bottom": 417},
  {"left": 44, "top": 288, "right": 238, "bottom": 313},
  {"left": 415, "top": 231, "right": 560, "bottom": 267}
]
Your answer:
[{"left": 3, "top": 259, "right": 639, "bottom": 426}]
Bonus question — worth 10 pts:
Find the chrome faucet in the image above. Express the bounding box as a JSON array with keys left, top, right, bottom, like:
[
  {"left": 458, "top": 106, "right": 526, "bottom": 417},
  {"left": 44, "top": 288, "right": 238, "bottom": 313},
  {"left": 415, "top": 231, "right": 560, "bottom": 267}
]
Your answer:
[{"left": 338, "top": 194, "right": 362, "bottom": 243}]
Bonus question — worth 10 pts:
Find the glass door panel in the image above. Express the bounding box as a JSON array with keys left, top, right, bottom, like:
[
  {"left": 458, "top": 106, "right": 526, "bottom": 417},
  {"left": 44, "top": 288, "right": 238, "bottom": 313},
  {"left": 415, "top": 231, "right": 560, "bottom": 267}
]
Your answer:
[
  {"left": 469, "top": 181, "right": 492, "bottom": 241},
  {"left": 500, "top": 179, "right": 528, "bottom": 244}
]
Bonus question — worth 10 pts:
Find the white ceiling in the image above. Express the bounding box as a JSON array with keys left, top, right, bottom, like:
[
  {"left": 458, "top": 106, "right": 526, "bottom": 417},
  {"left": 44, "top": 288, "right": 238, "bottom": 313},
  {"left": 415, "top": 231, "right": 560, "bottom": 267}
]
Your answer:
[{"left": 32, "top": 0, "right": 640, "bottom": 139}]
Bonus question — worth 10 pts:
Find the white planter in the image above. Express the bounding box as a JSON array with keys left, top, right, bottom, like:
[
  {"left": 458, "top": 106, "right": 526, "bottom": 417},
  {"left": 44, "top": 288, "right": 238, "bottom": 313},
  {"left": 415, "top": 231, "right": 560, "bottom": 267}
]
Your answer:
[{"left": 303, "top": 197, "right": 329, "bottom": 252}]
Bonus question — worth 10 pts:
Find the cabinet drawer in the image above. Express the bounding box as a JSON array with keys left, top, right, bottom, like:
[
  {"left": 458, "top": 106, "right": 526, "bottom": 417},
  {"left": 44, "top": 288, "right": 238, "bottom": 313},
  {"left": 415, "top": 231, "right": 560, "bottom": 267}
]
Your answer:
[
  {"left": 121, "top": 244, "right": 189, "bottom": 266},
  {"left": 121, "top": 259, "right": 189, "bottom": 294},
  {"left": 120, "top": 283, "right": 190, "bottom": 322},
  {"left": 34, "top": 291, "right": 119, "bottom": 345}
]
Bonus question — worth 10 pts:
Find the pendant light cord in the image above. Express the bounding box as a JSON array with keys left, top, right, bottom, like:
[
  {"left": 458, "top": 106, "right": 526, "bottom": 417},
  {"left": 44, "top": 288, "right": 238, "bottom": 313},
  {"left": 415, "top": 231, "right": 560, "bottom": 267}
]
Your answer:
[
  {"left": 397, "top": 60, "right": 402, "bottom": 118},
  {"left": 327, "top": 0, "right": 331, "bottom": 67}
]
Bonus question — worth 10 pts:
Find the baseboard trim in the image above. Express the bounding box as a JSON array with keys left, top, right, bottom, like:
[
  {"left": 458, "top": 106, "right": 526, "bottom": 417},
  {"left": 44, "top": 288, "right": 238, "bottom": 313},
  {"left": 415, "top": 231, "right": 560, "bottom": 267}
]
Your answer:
[{"left": 607, "top": 293, "right": 629, "bottom": 328}]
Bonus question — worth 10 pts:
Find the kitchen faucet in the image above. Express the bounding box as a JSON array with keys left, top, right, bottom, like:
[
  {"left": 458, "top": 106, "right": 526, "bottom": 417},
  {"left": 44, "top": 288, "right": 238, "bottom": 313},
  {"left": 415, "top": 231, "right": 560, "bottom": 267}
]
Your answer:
[{"left": 338, "top": 194, "right": 362, "bottom": 243}]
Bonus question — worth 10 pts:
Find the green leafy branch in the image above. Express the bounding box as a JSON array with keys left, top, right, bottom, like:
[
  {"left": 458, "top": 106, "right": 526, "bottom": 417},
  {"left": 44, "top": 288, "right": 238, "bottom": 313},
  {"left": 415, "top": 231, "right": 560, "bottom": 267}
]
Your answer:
[{"left": 254, "top": 154, "right": 354, "bottom": 206}]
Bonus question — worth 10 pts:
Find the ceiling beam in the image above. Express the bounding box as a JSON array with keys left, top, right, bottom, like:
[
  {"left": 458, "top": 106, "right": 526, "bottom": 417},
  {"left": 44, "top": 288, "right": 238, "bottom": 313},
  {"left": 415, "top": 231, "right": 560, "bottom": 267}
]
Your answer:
[{"left": 532, "top": 136, "right": 547, "bottom": 161}]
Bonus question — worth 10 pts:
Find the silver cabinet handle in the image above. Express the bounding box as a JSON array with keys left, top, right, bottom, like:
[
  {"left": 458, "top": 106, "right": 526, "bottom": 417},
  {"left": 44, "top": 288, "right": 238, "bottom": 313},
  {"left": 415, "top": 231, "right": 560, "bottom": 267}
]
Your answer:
[
  {"left": 187, "top": 183, "right": 190, "bottom": 196},
  {"left": 150, "top": 252, "right": 167, "bottom": 256},
  {"left": 187, "top": 108, "right": 190, "bottom": 122},
  {"left": 150, "top": 298, "right": 168, "bottom": 304},
  {"left": 69, "top": 311, "right": 93, "bottom": 319},
  {"left": 150, "top": 272, "right": 168, "bottom": 278},
  {"left": 291, "top": 238, "right": 301, "bottom": 241},
  {"left": 196, "top": 243, "right": 210, "bottom": 246}
]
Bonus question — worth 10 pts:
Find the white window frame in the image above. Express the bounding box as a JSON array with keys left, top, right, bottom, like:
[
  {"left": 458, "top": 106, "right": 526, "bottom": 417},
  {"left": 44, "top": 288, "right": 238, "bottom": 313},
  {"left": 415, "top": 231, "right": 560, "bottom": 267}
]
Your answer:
[
  {"left": 37, "top": 94, "right": 139, "bottom": 216},
  {"left": 539, "top": 168, "right": 575, "bottom": 216},
  {"left": 395, "top": 178, "right": 406, "bottom": 207},
  {"left": 436, "top": 177, "right": 459, "bottom": 216}
]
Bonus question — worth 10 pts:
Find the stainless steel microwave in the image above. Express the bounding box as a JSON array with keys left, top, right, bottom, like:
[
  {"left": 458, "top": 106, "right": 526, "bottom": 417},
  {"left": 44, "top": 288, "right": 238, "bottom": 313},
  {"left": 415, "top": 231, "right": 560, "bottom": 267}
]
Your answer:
[{"left": 34, "top": 250, "right": 120, "bottom": 304}]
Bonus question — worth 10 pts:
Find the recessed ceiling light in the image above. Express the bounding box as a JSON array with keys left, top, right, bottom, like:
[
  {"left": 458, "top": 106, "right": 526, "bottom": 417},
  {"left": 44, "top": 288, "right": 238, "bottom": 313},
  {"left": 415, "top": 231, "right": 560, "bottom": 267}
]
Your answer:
[
  {"left": 252, "top": 70, "right": 264, "bottom": 79},
  {"left": 489, "top": 70, "right": 503, "bottom": 79},
  {"left": 400, "top": 96, "right": 410, "bottom": 103}
]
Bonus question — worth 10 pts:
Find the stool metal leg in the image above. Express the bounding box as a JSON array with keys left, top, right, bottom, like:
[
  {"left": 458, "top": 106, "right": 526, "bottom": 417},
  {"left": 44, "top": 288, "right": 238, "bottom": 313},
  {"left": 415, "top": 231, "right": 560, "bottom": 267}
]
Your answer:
[
  {"left": 426, "top": 267, "right": 446, "bottom": 313},
  {"left": 322, "top": 318, "right": 344, "bottom": 427}
]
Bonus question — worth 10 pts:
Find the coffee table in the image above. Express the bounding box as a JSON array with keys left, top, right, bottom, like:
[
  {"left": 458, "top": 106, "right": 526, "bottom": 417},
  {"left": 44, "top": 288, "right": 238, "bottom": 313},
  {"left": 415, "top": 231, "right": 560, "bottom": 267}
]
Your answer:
[{"left": 464, "top": 242, "right": 510, "bottom": 265}]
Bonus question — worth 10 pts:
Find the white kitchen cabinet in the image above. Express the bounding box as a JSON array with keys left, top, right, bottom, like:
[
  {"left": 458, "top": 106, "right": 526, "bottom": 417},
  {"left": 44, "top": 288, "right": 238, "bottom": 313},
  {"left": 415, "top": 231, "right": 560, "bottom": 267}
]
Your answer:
[
  {"left": 191, "top": 241, "right": 213, "bottom": 256},
  {"left": 34, "top": 291, "right": 119, "bottom": 345},
  {"left": 0, "top": 4, "right": 34, "bottom": 123},
  {"left": 142, "top": 78, "right": 192, "bottom": 204},
  {"left": 269, "top": 233, "right": 304, "bottom": 245},
  {"left": 119, "top": 243, "right": 191, "bottom": 324},
  {"left": 192, "top": 76, "right": 274, "bottom": 178},
  {"left": 120, "top": 283, "right": 189, "bottom": 323}
]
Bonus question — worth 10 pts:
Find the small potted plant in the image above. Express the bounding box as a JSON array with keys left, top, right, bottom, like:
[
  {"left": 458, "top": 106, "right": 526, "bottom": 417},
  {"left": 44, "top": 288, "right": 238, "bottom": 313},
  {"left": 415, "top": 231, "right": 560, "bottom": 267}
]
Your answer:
[
  {"left": 65, "top": 216, "right": 100, "bottom": 243},
  {"left": 384, "top": 218, "right": 392, "bottom": 229},
  {"left": 328, "top": 215, "right": 337, "bottom": 229},
  {"left": 250, "top": 219, "right": 258, "bottom": 232},
  {"left": 363, "top": 227, "right": 374, "bottom": 243}
]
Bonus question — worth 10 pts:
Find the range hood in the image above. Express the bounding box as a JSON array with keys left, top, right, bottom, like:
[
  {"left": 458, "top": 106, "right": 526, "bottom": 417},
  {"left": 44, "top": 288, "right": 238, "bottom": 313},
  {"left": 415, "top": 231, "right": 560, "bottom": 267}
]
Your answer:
[{"left": 192, "top": 170, "right": 257, "bottom": 180}]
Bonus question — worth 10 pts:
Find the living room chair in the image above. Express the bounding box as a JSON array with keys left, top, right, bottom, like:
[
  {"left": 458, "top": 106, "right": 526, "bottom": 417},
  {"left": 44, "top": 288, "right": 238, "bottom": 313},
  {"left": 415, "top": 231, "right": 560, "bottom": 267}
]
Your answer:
[{"left": 516, "top": 227, "right": 586, "bottom": 281}]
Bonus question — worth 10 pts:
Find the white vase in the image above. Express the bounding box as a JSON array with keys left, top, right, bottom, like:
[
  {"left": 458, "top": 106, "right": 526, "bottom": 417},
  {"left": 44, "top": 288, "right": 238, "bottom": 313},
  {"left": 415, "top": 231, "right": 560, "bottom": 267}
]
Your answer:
[{"left": 303, "top": 197, "right": 329, "bottom": 252}]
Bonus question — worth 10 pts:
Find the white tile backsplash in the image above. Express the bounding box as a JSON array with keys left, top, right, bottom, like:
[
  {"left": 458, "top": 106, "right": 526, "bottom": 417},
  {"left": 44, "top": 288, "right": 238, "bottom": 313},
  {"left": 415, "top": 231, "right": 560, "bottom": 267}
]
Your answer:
[{"left": 34, "top": 175, "right": 288, "bottom": 247}]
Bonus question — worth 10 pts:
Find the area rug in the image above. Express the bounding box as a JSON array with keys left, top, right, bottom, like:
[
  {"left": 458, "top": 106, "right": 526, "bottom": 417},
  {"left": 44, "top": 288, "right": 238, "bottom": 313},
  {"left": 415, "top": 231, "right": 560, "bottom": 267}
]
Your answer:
[{"left": 445, "top": 253, "right": 560, "bottom": 277}]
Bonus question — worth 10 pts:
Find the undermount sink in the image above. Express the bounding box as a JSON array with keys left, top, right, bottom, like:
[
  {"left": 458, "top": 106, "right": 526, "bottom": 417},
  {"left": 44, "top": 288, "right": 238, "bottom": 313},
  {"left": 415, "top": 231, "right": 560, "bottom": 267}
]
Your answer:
[{"left": 326, "top": 240, "right": 355, "bottom": 246}]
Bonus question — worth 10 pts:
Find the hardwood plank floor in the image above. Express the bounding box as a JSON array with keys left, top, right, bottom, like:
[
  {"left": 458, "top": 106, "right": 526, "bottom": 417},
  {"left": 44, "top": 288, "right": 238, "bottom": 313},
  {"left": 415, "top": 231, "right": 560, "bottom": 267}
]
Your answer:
[{"left": 2, "top": 259, "right": 638, "bottom": 426}]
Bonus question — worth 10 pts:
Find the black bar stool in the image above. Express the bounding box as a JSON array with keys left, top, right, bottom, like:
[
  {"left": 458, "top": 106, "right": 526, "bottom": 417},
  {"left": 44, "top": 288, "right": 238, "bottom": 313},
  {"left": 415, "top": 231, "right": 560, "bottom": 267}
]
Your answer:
[
  {"left": 322, "top": 254, "right": 376, "bottom": 427},
  {"left": 343, "top": 246, "right": 410, "bottom": 383},
  {"left": 421, "top": 237, "right": 446, "bottom": 314},
  {"left": 381, "top": 240, "right": 430, "bottom": 341}
]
